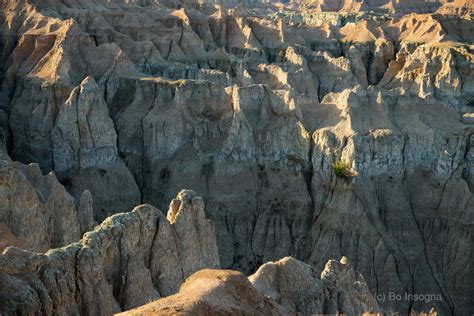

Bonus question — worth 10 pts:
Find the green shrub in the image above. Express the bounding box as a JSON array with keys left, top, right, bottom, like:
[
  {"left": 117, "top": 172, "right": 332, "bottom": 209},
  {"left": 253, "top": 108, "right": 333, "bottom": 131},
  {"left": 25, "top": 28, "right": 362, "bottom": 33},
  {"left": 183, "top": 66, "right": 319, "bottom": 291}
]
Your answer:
[{"left": 332, "top": 160, "right": 352, "bottom": 178}]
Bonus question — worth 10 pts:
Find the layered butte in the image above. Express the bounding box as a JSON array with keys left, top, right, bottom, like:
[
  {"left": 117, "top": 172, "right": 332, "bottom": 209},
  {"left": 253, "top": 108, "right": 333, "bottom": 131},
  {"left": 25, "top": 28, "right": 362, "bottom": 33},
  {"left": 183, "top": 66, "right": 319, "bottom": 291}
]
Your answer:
[{"left": 0, "top": 0, "right": 473, "bottom": 315}]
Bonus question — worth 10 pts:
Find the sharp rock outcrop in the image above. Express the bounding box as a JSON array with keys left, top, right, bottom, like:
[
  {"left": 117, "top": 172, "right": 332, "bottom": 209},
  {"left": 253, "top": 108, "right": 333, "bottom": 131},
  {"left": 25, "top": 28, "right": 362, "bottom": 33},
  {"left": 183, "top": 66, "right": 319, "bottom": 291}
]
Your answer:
[
  {"left": 0, "top": 190, "right": 220, "bottom": 315},
  {"left": 0, "top": 154, "right": 90, "bottom": 253},
  {"left": 249, "top": 256, "right": 381, "bottom": 315}
]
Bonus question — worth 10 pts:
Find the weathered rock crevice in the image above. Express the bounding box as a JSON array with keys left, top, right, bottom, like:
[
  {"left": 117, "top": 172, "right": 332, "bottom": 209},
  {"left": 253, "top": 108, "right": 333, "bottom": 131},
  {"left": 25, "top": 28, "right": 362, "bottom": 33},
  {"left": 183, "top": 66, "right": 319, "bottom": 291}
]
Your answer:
[{"left": 0, "top": 0, "right": 473, "bottom": 314}]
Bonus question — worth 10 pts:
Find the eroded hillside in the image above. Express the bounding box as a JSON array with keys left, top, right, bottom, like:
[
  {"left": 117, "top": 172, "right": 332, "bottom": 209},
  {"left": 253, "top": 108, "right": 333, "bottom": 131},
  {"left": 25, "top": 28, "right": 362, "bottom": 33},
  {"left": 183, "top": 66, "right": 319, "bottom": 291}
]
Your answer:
[{"left": 0, "top": 0, "right": 473, "bottom": 315}]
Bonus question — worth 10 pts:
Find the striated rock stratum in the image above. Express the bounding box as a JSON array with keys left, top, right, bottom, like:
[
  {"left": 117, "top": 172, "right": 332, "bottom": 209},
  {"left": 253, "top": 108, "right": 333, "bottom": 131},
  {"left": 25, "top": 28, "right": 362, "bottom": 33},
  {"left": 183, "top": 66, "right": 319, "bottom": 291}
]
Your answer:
[{"left": 0, "top": 0, "right": 473, "bottom": 315}]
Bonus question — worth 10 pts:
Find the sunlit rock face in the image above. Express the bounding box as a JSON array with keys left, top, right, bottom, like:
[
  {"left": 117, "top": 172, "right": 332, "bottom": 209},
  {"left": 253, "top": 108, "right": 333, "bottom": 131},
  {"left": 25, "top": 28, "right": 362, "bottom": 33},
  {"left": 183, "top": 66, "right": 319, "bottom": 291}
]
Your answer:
[
  {"left": 0, "top": 190, "right": 220, "bottom": 315},
  {"left": 289, "top": 0, "right": 473, "bottom": 15},
  {"left": 0, "top": 0, "right": 472, "bottom": 315},
  {"left": 121, "top": 256, "right": 381, "bottom": 316}
]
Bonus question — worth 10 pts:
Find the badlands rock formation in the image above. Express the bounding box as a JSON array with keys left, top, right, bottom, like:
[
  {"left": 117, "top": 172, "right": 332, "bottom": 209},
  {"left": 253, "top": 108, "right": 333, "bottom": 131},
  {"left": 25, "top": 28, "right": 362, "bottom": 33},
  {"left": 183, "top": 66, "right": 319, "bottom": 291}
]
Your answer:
[
  {"left": 292, "top": 0, "right": 474, "bottom": 15},
  {"left": 119, "top": 269, "right": 290, "bottom": 315},
  {"left": 0, "top": 190, "right": 220, "bottom": 315},
  {"left": 121, "top": 256, "right": 380, "bottom": 315},
  {"left": 249, "top": 256, "right": 381, "bottom": 315},
  {"left": 0, "top": 151, "right": 91, "bottom": 252},
  {"left": 0, "top": 0, "right": 473, "bottom": 315}
]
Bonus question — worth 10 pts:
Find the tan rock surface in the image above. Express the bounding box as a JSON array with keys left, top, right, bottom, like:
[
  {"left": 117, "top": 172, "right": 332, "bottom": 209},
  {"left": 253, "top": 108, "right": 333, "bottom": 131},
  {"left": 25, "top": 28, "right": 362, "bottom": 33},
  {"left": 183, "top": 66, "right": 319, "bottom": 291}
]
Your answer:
[
  {"left": 0, "top": 0, "right": 472, "bottom": 315},
  {"left": 0, "top": 190, "right": 220, "bottom": 315},
  {"left": 119, "top": 256, "right": 380, "bottom": 316},
  {"left": 320, "top": 257, "right": 381, "bottom": 315},
  {"left": 0, "top": 154, "right": 84, "bottom": 252},
  {"left": 249, "top": 256, "right": 381, "bottom": 315},
  {"left": 293, "top": 0, "right": 473, "bottom": 14},
  {"left": 118, "top": 269, "right": 289, "bottom": 316}
]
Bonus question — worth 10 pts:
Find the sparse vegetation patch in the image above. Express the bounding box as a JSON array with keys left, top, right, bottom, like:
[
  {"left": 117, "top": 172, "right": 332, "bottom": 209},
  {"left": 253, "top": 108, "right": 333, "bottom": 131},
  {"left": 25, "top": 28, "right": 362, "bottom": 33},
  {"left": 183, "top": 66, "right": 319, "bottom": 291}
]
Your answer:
[{"left": 332, "top": 160, "right": 353, "bottom": 178}]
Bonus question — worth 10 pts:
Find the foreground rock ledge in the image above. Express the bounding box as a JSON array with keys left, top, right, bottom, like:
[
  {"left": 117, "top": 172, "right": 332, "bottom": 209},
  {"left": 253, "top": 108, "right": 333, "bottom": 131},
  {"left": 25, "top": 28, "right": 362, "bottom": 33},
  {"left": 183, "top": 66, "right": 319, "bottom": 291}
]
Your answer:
[
  {"left": 0, "top": 190, "right": 219, "bottom": 315},
  {"left": 119, "top": 256, "right": 382, "bottom": 316}
]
